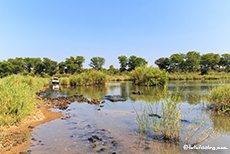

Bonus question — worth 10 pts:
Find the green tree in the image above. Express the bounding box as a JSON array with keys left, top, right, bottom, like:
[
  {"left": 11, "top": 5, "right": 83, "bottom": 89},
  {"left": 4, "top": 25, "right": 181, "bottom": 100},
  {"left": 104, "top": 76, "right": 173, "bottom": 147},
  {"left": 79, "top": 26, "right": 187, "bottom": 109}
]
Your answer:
[
  {"left": 155, "top": 57, "right": 170, "bottom": 70},
  {"left": 7, "top": 57, "right": 25, "bottom": 74},
  {"left": 220, "top": 54, "right": 230, "bottom": 71},
  {"left": 128, "top": 55, "right": 147, "bottom": 71},
  {"left": 0, "top": 61, "right": 13, "bottom": 78},
  {"left": 169, "top": 53, "right": 185, "bottom": 72},
  {"left": 89, "top": 57, "right": 105, "bottom": 70},
  {"left": 43, "top": 58, "right": 58, "bottom": 76},
  {"left": 58, "top": 61, "right": 66, "bottom": 74},
  {"left": 23, "top": 57, "right": 33, "bottom": 73},
  {"left": 200, "top": 53, "right": 220, "bottom": 70},
  {"left": 65, "top": 56, "right": 85, "bottom": 74},
  {"left": 75, "top": 56, "right": 85, "bottom": 69},
  {"left": 185, "top": 51, "right": 201, "bottom": 72},
  {"left": 118, "top": 56, "right": 128, "bottom": 72},
  {"left": 31, "top": 58, "right": 45, "bottom": 75}
]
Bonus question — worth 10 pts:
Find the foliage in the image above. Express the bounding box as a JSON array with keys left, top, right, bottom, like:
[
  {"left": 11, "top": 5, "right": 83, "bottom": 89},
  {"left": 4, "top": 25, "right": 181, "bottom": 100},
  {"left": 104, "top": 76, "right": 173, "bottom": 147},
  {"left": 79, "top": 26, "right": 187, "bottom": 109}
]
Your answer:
[
  {"left": 184, "top": 51, "right": 200, "bottom": 72},
  {"left": 59, "top": 77, "right": 70, "bottom": 85},
  {"left": 43, "top": 57, "right": 58, "bottom": 76},
  {"left": 69, "top": 70, "right": 107, "bottom": 86},
  {"left": 130, "top": 67, "right": 167, "bottom": 86},
  {"left": 155, "top": 57, "right": 170, "bottom": 70},
  {"left": 89, "top": 57, "right": 105, "bottom": 70},
  {"left": 0, "top": 75, "right": 49, "bottom": 126},
  {"left": 128, "top": 55, "right": 148, "bottom": 71},
  {"left": 65, "top": 56, "right": 85, "bottom": 74},
  {"left": 205, "top": 84, "right": 230, "bottom": 114},
  {"left": 118, "top": 56, "right": 128, "bottom": 72}
]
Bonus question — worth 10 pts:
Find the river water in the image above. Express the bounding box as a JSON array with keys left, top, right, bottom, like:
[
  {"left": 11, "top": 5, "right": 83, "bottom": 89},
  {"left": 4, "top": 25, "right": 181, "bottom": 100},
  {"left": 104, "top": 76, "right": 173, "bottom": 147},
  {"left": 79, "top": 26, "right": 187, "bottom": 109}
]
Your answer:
[{"left": 28, "top": 81, "right": 230, "bottom": 154}]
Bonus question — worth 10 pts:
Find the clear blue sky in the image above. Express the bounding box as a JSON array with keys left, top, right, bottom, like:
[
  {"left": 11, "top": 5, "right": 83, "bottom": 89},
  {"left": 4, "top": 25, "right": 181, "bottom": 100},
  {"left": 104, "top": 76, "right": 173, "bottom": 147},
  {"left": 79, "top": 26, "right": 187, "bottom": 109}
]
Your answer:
[{"left": 0, "top": 0, "right": 229, "bottom": 68}]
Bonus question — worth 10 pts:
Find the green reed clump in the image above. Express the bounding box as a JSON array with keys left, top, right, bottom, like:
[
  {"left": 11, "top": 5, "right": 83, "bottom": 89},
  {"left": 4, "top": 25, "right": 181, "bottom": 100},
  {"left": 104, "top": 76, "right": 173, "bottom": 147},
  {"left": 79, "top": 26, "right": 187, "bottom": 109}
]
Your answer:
[
  {"left": 205, "top": 84, "right": 230, "bottom": 114},
  {"left": 59, "top": 77, "right": 70, "bottom": 85},
  {"left": 135, "top": 88, "right": 217, "bottom": 146},
  {"left": 130, "top": 67, "right": 167, "bottom": 86},
  {"left": 69, "top": 70, "right": 107, "bottom": 86},
  {"left": 0, "top": 75, "right": 49, "bottom": 126}
]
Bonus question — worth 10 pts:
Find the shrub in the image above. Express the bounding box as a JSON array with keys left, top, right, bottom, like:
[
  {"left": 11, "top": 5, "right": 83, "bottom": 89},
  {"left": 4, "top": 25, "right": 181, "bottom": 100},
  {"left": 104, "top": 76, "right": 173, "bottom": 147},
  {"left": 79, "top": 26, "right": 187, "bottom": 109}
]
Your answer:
[
  {"left": 0, "top": 75, "right": 49, "bottom": 126},
  {"left": 59, "top": 77, "right": 70, "bottom": 85},
  {"left": 205, "top": 84, "right": 230, "bottom": 114},
  {"left": 130, "top": 67, "right": 167, "bottom": 86},
  {"left": 69, "top": 70, "right": 107, "bottom": 86}
]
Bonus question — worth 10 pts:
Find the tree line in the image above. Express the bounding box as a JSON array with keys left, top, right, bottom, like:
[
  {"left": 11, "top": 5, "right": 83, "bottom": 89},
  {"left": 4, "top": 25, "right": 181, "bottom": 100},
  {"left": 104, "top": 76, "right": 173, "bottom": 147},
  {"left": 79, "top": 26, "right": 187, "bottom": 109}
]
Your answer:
[
  {"left": 1, "top": 51, "right": 229, "bottom": 78},
  {"left": 155, "top": 51, "right": 230, "bottom": 74},
  {"left": 0, "top": 55, "right": 147, "bottom": 78}
]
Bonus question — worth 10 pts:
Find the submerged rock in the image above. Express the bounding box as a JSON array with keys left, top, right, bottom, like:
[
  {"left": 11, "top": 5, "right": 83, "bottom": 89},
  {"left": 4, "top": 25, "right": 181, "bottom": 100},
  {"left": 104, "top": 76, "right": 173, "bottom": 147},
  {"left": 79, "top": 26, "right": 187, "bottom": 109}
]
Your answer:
[
  {"left": 104, "top": 95, "right": 126, "bottom": 102},
  {"left": 132, "top": 91, "right": 144, "bottom": 95}
]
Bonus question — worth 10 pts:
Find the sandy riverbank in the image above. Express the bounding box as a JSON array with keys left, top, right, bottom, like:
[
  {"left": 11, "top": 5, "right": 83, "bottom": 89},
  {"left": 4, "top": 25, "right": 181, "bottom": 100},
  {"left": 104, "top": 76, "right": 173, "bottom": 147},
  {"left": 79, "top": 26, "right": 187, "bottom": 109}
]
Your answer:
[{"left": 0, "top": 106, "right": 62, "bottom": 154}]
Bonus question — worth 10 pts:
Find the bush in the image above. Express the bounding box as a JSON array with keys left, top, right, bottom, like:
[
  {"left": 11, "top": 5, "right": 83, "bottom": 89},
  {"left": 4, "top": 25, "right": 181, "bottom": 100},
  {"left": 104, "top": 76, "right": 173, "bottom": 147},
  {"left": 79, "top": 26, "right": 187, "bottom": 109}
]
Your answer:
[
  {"left": 69, "top": 70, "right": 107, "bottom": 86},
  {"left": 59, "top": 77, "right": 70, "bottom": 85},
  {"left": 0, "top": 75, "right": 49, "bottom": 126},
  {"left": 130, "top": 67, "right": 167, "bottom": 86},
  {"left": 206, "top": 84, "right": 230, "bottom": 114}
]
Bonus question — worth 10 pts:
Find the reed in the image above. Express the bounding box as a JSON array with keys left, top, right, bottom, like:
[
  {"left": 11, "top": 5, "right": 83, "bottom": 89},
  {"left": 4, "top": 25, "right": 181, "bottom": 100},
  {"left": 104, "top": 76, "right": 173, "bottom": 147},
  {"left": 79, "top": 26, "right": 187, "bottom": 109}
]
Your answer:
[
  {"left": 168, "top": 72, "right": 230, "bottom": 81},
  {"left": 130, "top": 67, "right": 167, "bottom": 86},
  {"left": 205, "top": 84, "right": 230, "bottom": 114},
  {"left": 0, "top": 75, "right": 49, "bottom": 126},
  {"left": 59, "top": 77, "right": 70, "bottom": 85},
  {"left": 69, "top": 70, "right": 107, "bottom": 86},
  {"left": 135, "top": 87, "right": 217, "bottom": 146},
  {"left": 107, "top": 75, "right": 131, "bottom": 81}
]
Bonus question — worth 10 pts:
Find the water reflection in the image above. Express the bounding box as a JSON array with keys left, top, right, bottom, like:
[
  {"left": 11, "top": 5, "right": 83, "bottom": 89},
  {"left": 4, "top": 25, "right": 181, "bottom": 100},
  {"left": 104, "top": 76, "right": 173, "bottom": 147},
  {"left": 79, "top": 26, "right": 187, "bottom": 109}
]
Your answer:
[
  {"left": 210, "top": 114, "right": 230, "bottom": 135},
  {"left": 29, "top": 80, "right": 230, "bottom": 154}
]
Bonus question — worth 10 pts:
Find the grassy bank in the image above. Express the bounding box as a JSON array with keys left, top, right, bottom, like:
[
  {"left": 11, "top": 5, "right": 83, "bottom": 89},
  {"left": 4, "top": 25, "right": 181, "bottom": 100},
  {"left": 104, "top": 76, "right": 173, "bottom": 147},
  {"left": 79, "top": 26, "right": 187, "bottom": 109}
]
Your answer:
[
  {"left": 130, "top": 67, "right": 167, "bottom": 86},
  {"left": 168, "top": 72, "right": 230, "bottom": 80},
  {"left": 0, "top": 75, "right": 49, "bottom": 126},
  {"left": 205, "top": 84, "right": 230, "bottom": 114},
  {"left": 69, "top": 70, "right": 107, "bottom": 86}
]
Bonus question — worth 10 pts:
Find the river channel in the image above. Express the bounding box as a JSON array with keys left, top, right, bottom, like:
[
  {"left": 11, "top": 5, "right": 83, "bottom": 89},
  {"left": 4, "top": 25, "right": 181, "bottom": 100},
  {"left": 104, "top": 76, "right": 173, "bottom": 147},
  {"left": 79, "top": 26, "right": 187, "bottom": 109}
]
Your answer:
[{"left": 27, "top": 81, "right": 230, "bottom": 154}]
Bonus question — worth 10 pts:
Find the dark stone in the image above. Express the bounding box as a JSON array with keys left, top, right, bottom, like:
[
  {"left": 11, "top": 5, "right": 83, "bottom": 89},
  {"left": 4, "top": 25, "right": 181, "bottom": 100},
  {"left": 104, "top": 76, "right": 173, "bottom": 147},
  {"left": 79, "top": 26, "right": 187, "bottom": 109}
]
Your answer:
[
  {"left": 91, "top": 143, "right": 96, "bottom": 148},
  {"left": 100, "top": 148, "right": 106, "bottom": 151},
  {"left": 88, "top": 137, "right": 96, "bottom": 143},
  {"left": 132, "top": 91, "right": 144, "bottom": 95},
  {"left": 28, "top": 126, "right": 35, "bottom": 129},
  {"left": 92, "top": 135, "right": 102, "bottom": 141},
  {"left": 111, "top": 140, "right": 117, "bottom": 145},
  {"left": 105, "top": 95, "right": 126, "bottom": 102},
  {"left": 149, "top": 114, "right": 161, "bottom": 118}
]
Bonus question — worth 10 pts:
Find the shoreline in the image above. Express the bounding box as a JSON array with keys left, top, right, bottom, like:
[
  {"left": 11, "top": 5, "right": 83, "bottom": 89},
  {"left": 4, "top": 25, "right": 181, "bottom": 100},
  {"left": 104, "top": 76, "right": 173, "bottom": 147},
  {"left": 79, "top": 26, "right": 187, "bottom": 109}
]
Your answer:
[{"left": 0, "top": 106, "right": 62, "bottom": 154}]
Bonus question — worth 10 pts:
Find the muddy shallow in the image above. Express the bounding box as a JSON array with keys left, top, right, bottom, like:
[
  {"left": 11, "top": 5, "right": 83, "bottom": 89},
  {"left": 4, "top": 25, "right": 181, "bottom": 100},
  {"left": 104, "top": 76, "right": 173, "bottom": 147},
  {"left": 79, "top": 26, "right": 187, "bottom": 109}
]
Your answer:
[{"left": 27, "top": 81, "right": 230, "bottom": 153}]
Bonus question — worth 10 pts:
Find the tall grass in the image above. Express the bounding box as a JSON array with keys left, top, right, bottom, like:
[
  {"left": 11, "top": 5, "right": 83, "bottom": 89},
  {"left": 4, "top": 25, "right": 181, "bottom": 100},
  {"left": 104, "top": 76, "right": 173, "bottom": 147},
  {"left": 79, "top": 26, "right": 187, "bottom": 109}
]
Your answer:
[
  {"left": 205, "top": 84, "right": 230, "bottom": 114},
  {"left": 168, "top": 72, "right": 230, "bottom": 81},
  {"left": 69, "top": 70, "right": 107, "bottom": 86},
  {"left": 135, "top": 88, "right": 217, "bottom": 146},
  {"left": 130, "top": 67, "right": 167, "bottom": 86},
  {"left": 0, "top": 75, "right": 49, "bottom": 126},
  {"left": 59, "top": 77, "right": 70, "bottom": 85}
]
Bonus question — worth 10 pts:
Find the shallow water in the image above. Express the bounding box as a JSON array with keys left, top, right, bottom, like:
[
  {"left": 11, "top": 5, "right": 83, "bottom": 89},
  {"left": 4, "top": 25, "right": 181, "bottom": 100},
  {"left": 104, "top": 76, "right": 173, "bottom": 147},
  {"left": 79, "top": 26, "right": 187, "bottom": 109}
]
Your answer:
[{"left": 29, "top": 81, "right": 230, "bottom": 154}]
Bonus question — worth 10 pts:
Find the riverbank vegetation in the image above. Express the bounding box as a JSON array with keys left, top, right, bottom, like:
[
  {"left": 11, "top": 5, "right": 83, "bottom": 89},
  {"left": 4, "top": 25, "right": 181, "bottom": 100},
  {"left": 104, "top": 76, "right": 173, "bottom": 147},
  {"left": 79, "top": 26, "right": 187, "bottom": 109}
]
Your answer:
[
  {"left": 0, "top": 75, "right": 49, "bottom": 126},
  {"left": 155, "top": 52, "right": 230, "bottom": 74},
  {"left": 135, "top": 89, "right": 217, "bottom": 146},
  {"left": 69, "top": 70, "right": 107, "bottom": 86},
  {"left": 205, "top": 84, "right": 230, "bottom": 114},
  {"left": 130, "top": 67, "right": 167, "bottom": 86}
]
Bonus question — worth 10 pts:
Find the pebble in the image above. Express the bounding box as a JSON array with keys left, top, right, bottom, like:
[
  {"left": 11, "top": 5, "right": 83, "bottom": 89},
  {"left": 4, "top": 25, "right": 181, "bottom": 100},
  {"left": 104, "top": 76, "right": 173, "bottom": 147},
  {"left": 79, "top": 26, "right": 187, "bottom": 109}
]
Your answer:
[
  {"left": 91, "top": 143, "right": 96, "bottom": 148},
  {"left": 111, "top": 140, "right": 117, "bottom": 145}
]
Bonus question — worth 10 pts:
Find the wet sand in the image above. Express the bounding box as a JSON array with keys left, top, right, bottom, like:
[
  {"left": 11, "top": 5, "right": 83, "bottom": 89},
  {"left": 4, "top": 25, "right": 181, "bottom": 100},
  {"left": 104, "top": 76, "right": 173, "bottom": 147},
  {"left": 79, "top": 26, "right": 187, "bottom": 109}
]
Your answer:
[{"left": 0, "top": 106, "right": 62, "bottom": 154}]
